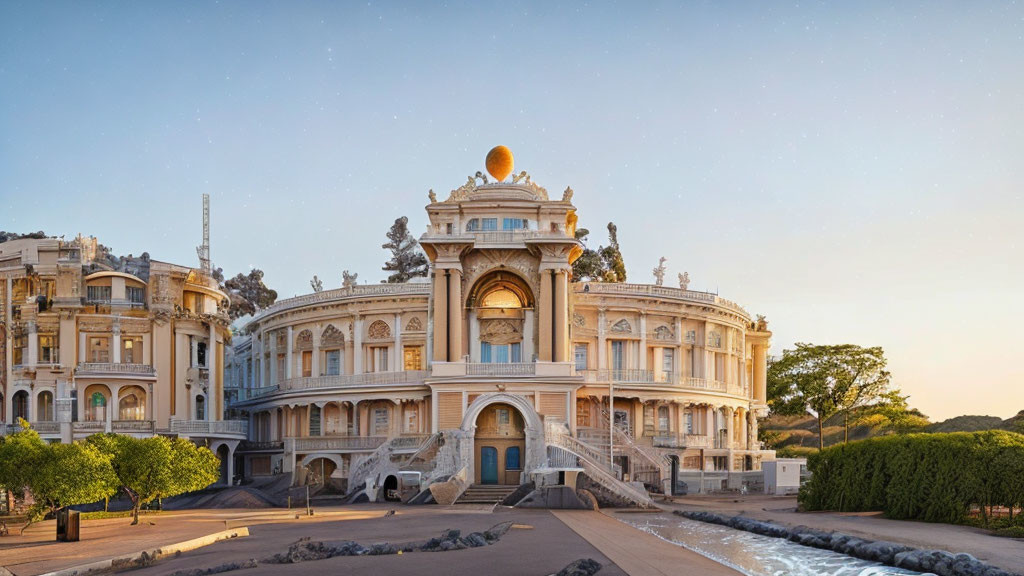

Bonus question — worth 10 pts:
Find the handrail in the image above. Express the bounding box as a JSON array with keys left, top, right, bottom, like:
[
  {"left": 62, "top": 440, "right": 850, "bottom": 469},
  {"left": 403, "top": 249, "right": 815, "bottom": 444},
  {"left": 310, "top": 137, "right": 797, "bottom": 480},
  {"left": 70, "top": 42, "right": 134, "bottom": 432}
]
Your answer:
[
  {"left": 279, "top": 370, "right": 429, "bottom": 391},
  {"left": 573, "top": 282, "right": 749, "bottom": 319},
  {"left": 77, "top": 362, "right": 156, "bottom": 375},
  {"left": 253, "top": 283, "right": 430, "bottom": 320},
  {"left": 596, "top": 406, "right": 669, "bottom": 480},
  {"left": 465, "top": 362, "right": 536, "bottom": 376},
  {"left": 548, "top": 442, "right": 652, "bottom": 507}
]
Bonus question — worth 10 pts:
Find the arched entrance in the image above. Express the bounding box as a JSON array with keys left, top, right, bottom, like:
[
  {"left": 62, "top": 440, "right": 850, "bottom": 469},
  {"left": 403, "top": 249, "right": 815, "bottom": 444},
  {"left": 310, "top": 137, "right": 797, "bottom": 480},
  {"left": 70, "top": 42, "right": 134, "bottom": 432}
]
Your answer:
[
  {"left": 461, "top": 393, "right": 544, "bottom": 486},
  {"left": 216, "top": 444, "right": 230, "bottom": 485}
]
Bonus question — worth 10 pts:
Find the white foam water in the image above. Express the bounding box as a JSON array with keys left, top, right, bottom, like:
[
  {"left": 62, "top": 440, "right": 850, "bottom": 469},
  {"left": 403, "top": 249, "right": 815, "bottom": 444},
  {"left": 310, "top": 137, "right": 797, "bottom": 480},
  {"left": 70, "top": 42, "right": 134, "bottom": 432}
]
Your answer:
[{"left": 616, "top": 513, "right": 936, "bottom": 576}]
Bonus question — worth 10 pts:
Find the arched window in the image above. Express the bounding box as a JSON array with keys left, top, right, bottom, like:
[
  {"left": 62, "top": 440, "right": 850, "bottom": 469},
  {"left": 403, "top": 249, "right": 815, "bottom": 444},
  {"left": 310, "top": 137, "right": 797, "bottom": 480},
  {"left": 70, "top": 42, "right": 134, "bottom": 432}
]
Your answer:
[
  {"left": 119, "top": 391, "right": 144, "bottom": 421},
  {"left": 89, "top": 392, "right": 107, "bottom": 422},
  {"left": 505, "top": 446, "right": 521, "bottom": 470},
  {"left": 481, "top": 287, "right": 520, "bottom": 309},
  {"left": 195, "top": 395, "right": 206, "bottom": 420},
  {"left": 12, "top": 390, "right": 29, "bottom": 421},
  {"left": 37, "top": 391, "right": 54, "bottom": 421}
]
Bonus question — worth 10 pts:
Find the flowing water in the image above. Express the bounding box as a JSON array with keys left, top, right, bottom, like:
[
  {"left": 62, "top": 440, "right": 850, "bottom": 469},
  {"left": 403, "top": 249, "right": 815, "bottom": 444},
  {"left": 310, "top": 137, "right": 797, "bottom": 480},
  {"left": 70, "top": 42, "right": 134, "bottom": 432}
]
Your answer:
[{"left": 616, "top": 513, "right": 935, "bottom": 576}]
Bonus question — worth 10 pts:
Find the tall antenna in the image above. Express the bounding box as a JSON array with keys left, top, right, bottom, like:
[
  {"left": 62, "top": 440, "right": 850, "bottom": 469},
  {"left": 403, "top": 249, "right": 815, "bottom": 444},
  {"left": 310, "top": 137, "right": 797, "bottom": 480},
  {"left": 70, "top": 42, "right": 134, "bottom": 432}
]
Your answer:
[{"left": 196, "top": 193, "right": 211, "bottom": 274}]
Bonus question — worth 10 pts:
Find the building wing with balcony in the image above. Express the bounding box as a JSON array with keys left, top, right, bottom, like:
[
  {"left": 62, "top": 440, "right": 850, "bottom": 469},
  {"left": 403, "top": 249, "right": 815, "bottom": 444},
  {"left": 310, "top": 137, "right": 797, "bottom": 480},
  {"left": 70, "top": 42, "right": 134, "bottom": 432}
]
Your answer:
[{"left": 0, "top": 234, "right": 245, "bottom": 485}]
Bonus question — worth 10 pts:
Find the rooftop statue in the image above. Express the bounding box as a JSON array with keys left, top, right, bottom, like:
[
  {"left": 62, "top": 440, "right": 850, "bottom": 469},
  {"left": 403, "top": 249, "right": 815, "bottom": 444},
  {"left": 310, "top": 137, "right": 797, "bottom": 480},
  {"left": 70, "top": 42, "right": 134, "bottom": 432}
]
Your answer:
[
  {"left": 678, "top": 271, "right": 690, "bottom": 291},
  {"left": 653, "top": 257, "right": 667, "bottom": 286}
]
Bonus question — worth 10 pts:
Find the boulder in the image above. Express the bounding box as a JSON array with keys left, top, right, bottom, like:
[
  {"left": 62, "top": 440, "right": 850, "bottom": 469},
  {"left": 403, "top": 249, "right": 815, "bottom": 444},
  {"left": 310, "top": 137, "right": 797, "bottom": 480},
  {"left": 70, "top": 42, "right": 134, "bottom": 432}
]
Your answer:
[{"left": 556, "top": 558, "right": 603, "bottom": 576}]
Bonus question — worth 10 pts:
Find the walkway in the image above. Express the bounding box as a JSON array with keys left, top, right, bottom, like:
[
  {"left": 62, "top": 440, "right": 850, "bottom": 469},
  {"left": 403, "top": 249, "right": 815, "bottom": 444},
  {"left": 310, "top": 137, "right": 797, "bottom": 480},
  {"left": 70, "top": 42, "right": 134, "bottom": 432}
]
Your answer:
[{"left": 551, "top": 510, "right": 742, "bottom": 576}]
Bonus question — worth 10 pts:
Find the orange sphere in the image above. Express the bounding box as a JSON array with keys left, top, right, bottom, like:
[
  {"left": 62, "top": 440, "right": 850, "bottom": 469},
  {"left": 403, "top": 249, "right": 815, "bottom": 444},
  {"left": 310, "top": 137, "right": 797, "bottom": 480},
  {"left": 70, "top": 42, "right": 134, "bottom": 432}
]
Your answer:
[{"left": 485, "top": 146, "right": 514, "bottom": 182}]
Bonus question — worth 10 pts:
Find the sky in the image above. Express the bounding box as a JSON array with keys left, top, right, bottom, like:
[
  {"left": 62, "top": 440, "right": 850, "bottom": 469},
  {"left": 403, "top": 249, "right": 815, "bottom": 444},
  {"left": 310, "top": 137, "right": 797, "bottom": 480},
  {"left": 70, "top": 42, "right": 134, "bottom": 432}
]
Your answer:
[{"left": 1, "top": 2, "right": 1022, "bottom": 421}]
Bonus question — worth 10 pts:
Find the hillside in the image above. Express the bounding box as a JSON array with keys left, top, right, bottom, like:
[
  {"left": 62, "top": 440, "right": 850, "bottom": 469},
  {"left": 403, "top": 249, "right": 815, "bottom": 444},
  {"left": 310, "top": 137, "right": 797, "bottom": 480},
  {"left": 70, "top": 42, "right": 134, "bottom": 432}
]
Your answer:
[{"left": 763, "top": 409, "right": 1024, "bottom": 455}]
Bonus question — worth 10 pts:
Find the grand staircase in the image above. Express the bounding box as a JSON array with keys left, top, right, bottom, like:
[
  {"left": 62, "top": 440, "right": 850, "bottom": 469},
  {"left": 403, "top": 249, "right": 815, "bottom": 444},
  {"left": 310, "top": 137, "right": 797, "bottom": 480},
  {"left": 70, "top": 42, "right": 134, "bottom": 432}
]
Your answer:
[{"left": 456, "top": 484, "right": 519, "bottom": 504}]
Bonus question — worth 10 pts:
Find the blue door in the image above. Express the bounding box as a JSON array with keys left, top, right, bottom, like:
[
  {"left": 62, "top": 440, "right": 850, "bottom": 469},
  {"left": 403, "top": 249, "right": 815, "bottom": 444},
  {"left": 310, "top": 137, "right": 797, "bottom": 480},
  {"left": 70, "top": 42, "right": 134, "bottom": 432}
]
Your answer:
[{"left": 480, "top": 446, "right": 498, "bottom": 484}]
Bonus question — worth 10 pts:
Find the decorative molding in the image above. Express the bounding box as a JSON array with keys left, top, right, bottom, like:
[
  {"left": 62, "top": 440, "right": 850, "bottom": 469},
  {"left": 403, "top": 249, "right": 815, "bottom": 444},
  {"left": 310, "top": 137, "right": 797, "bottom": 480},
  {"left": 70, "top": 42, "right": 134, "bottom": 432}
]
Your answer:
[
  {"left": 295, "top": 329, "right": 313, "bottom": 351},
  {"left": 405, "top": 317, "right": 423, "bottom": 332},
  {"left": 321, "top": 324, "right": 345, "bottom": 347},
  {"left": 367, "top": 319, "right": 391, "bottom": 339},
  {"left": 610, "top": 319, "right": 632, "bottom": 333}
]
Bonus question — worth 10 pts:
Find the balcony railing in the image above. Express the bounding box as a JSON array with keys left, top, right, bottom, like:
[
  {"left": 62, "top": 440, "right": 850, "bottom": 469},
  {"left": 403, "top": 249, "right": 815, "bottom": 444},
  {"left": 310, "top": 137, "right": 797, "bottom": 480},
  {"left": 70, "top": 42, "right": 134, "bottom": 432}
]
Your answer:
[
  {"left": 291, "top": 435, "right": 387, "bottom": 452},
  {"left": 77, "top": 363, "right": 156, "bottom": 376},
  {"left": 652, "top": 434, "right": 712, "bottom": 449},
  {"left": 579, "top": 369, "right": 674, "bottom": 384},
  {"left": 255, "top": 283, "right": 430, "bottom": 320},
  {"left": 73, "top": 421, "right": 105, "bottom": 433},
  {"left": 466, "top": 362, "right": 536, "bottom": 376},
  {"left": 170, "top": 419, "right": 248, "bottom": 436},
  {"left": 680, "top": 377, "right": 728, "bottom": 393},
  {"left": 573, "top": 283, "right": 749, "bottom": 318},
  {"left": 238, "top": 440, "right": 285, "bottom": 452},
  {"left": 4, "top": 421, "right": 60, "bottom": 434},
  {"left": 85, "top": 297, "right": 147, "bottom": 309},
  {"left": 278, "top": 370, "right": 429, "bottom": 392},
  {"left": 112, "top": 420, "right": 155, "bottom": 433}
]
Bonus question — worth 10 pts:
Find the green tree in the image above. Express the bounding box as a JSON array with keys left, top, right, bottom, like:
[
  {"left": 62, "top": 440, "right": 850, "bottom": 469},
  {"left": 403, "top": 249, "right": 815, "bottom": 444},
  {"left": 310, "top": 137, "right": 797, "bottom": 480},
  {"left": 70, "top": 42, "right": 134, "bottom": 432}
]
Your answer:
[
  {"left": 0, "top": 419, "right": 47, "bottom": 509},
  {"left": 222, "top": 269, "right": 278, "bottom": 320},
  {"left": 382, "top": 216, "right": 429, "bottom": 283},
  {"left": 571, "top": 228, "right": 606, "bottom": 282},
  {"left": 768, "top": 343, "right": 892, "bottom": 449},
  {"left": 88, "top": 435, "right": 219, "bottom": 525},
  {"left": 599, "top": 222, "right": 626, "bottom": 282}
]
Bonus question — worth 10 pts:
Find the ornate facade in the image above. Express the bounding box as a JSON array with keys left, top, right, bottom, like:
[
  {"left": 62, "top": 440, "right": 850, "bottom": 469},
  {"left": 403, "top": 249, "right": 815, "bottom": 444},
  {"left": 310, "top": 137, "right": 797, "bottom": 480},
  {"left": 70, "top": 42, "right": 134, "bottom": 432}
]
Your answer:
[
  {"left": 229, "top": 154, "right": 774, "bottom": 500},
  {"left": 0, "top": 237, "right": 244, "bottom": 483}
]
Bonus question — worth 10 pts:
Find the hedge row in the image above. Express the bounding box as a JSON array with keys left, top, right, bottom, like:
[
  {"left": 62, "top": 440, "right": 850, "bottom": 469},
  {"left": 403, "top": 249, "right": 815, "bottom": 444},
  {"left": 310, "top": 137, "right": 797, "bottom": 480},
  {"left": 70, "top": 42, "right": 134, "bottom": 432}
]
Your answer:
[{"left": 799, "top": 430, "right": 1024, "bottom": 524}]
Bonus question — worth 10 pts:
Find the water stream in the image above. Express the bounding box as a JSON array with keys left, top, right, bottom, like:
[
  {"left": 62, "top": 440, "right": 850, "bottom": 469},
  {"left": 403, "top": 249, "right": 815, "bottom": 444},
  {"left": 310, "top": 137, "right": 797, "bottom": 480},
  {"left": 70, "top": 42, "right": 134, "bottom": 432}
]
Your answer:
[{"left": 616, "top": 513, "right": 935, "bottom": 576}]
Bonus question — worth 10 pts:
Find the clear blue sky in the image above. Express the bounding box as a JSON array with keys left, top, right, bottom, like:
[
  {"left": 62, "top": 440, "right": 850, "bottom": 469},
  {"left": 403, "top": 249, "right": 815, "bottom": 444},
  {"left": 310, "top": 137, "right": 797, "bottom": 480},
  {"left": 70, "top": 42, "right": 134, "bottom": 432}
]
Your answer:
[{"left": 2, "top": 2, "right": 1022, "bottom": 420}]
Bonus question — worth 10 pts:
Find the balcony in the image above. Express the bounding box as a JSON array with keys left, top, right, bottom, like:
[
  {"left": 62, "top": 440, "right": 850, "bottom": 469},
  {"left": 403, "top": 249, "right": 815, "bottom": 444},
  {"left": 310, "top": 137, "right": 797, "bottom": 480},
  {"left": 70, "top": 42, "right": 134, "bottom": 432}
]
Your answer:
[
  {"left": 238, "top": 440, "right": 285, "bottom": 452},
  {"left": 652, "top": 433, "right": 712, "bottom": 449},
  {"left": 170, "top": 419, "right": 248, "bottom": 438},
  {"left": 76, "top": 363, "right": 156, "bottom": 378},
  {"left": 112, "top": 420, "right": 155, "bottom": 433},
  {"left": 290, "top": 435, "right": 387, "bottom": 452},
  {"left": 579, "top": 369, "right": 675, "bottom": 384},
  {"left": 73, "top": 421, "right": 105, "bottom": 434},
  {"left": 466, "top": 362, "right": 536, "bottom": 376},
  {"left": 278, "top": 370, "right": 429, "bottom": 392},
  {"left": 85, "top": 297, "right": 147, "bottom": 309},
  {"left": 3, "top": 421, "right": 59, "bottom": 435},
  {"left": 680, "top": 377, "right": 728, "bottom": 393},
  {"left": 422, "top": 229, "right": 572, "bottom": 247}
]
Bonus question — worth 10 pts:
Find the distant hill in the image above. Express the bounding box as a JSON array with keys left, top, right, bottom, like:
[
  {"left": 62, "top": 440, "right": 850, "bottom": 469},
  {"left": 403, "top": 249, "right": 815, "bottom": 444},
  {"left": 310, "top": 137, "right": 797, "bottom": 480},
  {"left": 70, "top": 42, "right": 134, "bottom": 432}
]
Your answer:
[
  {"left": 926, "top": 410, "right": 1024, "bottom": 434},
  {"left": 763, "top": 409, "right": 1024, "bottom": 455}
]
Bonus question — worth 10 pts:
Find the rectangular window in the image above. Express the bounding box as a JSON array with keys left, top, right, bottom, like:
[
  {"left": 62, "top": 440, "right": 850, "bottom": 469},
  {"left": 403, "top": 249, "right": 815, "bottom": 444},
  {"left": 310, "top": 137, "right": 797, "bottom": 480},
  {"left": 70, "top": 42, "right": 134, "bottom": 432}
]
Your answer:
[
  {"left": 373, "top": 347, "right": 389, "bottom": 372},
  {"left": 403, "top": 346, "right": 421, "bottom": 370},
  {"left": 325, "top": 350, "right": 341, "bottom": 376},
  {"left": 197, "top": 341, "right": 207, "bottom": 367},
  {"left": 502, "top": 218, "right": 526, "bottom": 230},
  {"left": 511, "top": 342, "right": 521, "bottom": 362},
  {"left": 89, "top": 337, "right": 110, "bottom": 363},
  {"left": 87, "top": 285, "right": 111, "bottom": 302},
  {"left": 276, "top": 353, "right": 285, "bottom": 379},
  {"left": 122, "top": 338, "right": 141, "bottom": 363},
  {"left": 302, "top": 350, "right": 312, "bottom": 377},
  {"left": 481, "top": 218, "right": 498, "bottom": 231},
  {"left": 39, "top": 335, "right": 57, "bottom": 363},
  {"left": 574, "top": 344, "right": 588, "bottom": 371},
  {"left": 611, "top": 341, "right": 625, "bottom": 371},
  {"left": 662, "top": 348, "right": 674, "bottom": 381},
  {"left": 658, "top": 405, "right": 670, "bottom": 433},
  {"left": 685, "top": 411, "right": 694, "bottom": 434},
  {"left": 12, "top": 334, "right": 26, "bottom": 365},
  {"left": 481, "top": 342, "right": 521, "bottom": 363},
  {"left": 126, "top": 286, "right": 145, "bottom": 304},
  {"left": 373, "top": 408, "right": 389, "bottom": 435}
]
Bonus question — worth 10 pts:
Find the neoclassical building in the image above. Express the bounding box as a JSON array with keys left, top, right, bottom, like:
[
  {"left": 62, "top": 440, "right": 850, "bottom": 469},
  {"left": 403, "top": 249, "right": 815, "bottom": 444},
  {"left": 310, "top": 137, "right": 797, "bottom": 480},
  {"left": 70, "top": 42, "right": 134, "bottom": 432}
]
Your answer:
[
  {"left": 0, "top": 235, "right": 245, "bottom": 483},
  {"left": 229, "top": 150, "right": 774, "bottom": 503}
]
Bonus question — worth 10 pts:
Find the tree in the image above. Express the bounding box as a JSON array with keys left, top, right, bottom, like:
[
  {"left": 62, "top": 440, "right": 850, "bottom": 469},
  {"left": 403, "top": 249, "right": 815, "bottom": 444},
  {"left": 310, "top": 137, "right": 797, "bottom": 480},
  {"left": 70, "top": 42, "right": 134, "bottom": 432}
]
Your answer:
[
  {"left": 571, "top": 228, "right": 605, "bottom": 282},
  {"left": 600, "top": 222, "right": 627, "bottom": 282},
  {"left": 767, "top": 343, "right": 892, "bottom": 450},
  {"left": 382, "top": 216, "right": 428, "bottom": 283},
  {"left": 0, "top": 421, "right": 117, "bottom": 532},
  {"left": 88, "top": 435, "right": 219, "bottom": 525},
  {"left": 222, "top": 269, "right": 278, "bottom": 320},
  {"left": 570, "top": 223, "right": 627, "bottom": 283},
  {"left": 0, "top": 230, "right": 49, "bottom": 243}
]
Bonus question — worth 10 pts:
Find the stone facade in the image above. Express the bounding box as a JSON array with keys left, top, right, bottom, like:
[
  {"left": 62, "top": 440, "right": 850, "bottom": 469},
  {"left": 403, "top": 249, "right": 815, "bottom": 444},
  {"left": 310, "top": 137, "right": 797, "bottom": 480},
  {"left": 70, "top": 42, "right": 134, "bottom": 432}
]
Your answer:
[{"left": 228, "top": 158, "right": 774, "bottom": 496}]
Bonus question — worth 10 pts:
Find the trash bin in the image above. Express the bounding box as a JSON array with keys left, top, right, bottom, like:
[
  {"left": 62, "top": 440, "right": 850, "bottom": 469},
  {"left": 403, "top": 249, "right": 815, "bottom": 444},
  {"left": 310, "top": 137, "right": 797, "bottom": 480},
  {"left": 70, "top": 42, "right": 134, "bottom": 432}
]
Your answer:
[{"left": 56, "top": 509, "right": 80, "bottom": 542}]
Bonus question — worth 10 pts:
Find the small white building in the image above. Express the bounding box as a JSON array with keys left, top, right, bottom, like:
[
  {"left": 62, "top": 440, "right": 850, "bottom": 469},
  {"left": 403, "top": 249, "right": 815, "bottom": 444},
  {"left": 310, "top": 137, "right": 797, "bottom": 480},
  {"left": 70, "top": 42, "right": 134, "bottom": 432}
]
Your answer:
[{"left": 763, "top": 458, "right": 805, "bottom": 495}]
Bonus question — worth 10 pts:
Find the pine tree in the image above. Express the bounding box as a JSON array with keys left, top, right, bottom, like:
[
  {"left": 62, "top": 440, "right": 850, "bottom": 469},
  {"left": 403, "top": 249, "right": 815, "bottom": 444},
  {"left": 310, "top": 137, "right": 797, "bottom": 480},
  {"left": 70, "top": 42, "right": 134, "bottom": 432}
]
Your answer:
[{"left": 382, "top": 216, "right": 428, "bottom": 283}]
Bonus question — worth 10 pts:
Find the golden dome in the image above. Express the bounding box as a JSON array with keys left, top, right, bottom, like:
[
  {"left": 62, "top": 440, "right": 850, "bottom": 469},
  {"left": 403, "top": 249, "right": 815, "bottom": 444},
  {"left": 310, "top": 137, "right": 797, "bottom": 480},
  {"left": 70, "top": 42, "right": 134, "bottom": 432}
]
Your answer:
[{"left": 485, "top": 145, "right": 514, "bottom": 182}]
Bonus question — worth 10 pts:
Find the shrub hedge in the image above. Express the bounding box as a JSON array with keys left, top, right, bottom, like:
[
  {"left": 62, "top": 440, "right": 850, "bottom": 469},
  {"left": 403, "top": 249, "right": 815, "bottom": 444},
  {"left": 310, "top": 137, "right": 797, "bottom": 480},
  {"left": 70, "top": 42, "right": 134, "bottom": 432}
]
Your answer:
[{"left": 799, "top": 430, "right": 1024, "bottom": 524}]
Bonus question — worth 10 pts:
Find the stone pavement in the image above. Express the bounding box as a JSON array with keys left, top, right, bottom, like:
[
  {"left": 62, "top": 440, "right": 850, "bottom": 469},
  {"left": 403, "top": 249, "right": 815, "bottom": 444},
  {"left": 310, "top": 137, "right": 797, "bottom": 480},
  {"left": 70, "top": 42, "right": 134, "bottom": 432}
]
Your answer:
[{"left": 662, "top": 494, "right": 1024, "bottom": 575}]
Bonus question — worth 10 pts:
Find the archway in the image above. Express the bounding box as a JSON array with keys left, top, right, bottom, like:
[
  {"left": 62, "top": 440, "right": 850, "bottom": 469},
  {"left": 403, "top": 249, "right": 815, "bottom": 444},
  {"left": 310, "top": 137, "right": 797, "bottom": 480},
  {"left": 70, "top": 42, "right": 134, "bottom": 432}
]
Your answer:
[
  {"left": 382, "top": 474, "right": 400, "bottom": 501},
  {"left": 467, "top": 271, "right": 536, "bottom": 364},
  {"left": 215, "top": 444, "right": 230, "bottom": 484},
  {"left": 461, "top": 393, "right": 544, "bottom": 486},
  {"left": 118, "top": 386, "right": 146, "bottom": 420},
  {"left": 37, "top": 390, "right": 54, "bottom": 421},
  {"left": 12, "top": 390, "right": 28, "bottom": 421},
  {"left": 82, "top": 384, "right": 110, "bottom": 422}
]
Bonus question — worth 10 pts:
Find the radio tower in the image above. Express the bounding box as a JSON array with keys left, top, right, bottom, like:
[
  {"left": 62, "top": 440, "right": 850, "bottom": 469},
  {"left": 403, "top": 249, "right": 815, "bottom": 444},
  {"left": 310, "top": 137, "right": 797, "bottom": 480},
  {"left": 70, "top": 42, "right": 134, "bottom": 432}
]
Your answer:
[{"left": 196, "top": 194, "right": 211, "bottom": 274}]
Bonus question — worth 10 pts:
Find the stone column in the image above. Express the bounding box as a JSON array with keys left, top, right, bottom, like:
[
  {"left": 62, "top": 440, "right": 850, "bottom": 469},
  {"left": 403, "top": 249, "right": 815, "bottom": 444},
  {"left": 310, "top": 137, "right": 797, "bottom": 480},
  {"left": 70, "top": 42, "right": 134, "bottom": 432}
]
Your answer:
[
  {"left": 111, "top": 321, "right": 121, "bottom": 364},
  {"left": 312, "top": 324, "right": 321, "bottom": 377},
  {"left": 597, "top": 308, "right": 607, "bottom": 370},
  {"left": 448, "top": 269, "right": 463, "bottom": 361},
  {"left": 394, "top": 313, "right": 402, "bottom": 371},
  {"left": 226, "top": 445, "right": 235, "bottom": 486},
  {"left": 553, "top": 270, "right": 568, "bottom": 362},
  {"left": 27, "top": 321, "right": 39, "bottom": 367},
  {"left": 352, "top": 315, "right": 363, "bottom": 374},
  {"left": 705, "top": 405, "right": 714, "bottom": 439},
  {"left": 432, "top": 270, "right": 448, "bottom": 362},
  {"left": 753, "top": 343, "right": 767, "bottom": 404},
  {"left": 285, "top": 326, "right": 293, "bottom": 379},
  {"left": 638, "top": 313, "right": 647, "bottom": 370},
  {"left": 538, "top": 270, "right": 554, "bottom": 362},
  {"left": 208, "top": 324, "right": 216, "bottom": 421}
]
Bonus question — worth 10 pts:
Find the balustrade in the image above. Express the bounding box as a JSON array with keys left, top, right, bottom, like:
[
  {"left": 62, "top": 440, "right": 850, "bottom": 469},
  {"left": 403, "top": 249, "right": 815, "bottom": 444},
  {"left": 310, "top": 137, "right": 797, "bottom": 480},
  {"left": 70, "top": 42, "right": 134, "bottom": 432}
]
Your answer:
[{"left": 466, "top": 362, "right": 536, "bottom": 376}]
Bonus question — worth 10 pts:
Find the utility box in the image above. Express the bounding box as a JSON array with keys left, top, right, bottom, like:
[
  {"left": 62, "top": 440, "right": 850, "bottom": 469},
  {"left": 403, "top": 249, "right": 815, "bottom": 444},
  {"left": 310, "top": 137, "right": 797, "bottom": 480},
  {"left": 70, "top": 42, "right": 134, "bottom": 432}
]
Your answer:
[
  {"left": 763, "top": 458, "right": 806, "bottom": 496},
  {"left": 56, "top": 508, "right": 80, "bottom": 542}
]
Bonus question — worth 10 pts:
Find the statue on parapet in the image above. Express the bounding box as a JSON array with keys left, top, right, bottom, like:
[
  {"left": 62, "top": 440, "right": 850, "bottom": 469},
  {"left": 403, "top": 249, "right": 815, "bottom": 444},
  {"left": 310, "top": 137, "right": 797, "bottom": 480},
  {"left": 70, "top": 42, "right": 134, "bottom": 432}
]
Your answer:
[
  {"left": 310, "top": 275, "right": 323, "bottom": 293},
  {"left": 653, "top": 257, "right": 667, "bottom": 286},
  {"left": 342, "top": 270, "right": 358, "bottom": 289},
  {"left": 678, "top": 271, "right": 690, "bottom": 291}
]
